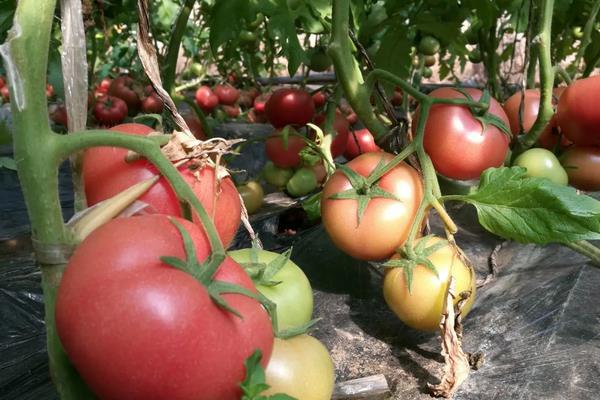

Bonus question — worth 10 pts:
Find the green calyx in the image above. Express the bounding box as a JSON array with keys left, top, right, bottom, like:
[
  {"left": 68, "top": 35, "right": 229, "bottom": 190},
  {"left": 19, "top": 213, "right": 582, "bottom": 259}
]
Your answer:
[{"left": 453, "top": 88, "right": 511, "bottom": 138}]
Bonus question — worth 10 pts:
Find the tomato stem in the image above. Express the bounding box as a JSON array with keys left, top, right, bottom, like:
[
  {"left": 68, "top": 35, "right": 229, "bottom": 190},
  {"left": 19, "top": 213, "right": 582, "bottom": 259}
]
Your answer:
[
  {"left": 564, "top": 241, "right": 600, "bottom": 267},
  {"left": 162, "top": 0, "right": 196, "bottom": 94}
]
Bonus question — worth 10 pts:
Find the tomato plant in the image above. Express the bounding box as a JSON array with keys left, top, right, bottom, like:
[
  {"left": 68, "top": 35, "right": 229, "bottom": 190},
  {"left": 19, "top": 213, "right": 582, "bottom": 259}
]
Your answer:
[
  {"left": 513, "top": 148, "right": 568, "bottom": 185},
  {"left": 418, "top": 88, "right": 510, "bottom": 180},
  {"left": 383, "top": 236, "right": 476, "bottom": 331},
  {"left": 93, "top": 95, "right": 128, "bottom": 126},
  {"left": 263, "top": 335, "right": 334, "bottom": 399},
  {"left": 322, "top": 152, "right": 423, "bottom": 260},
  {"left": 557, "top": 76, "right": 600, "bottom": 146},
  {"left": 265, "top": 88, "right": 315, "bottom": 128},
  {"left": 82, "top": 123, "right": 241, "bottom": 247},
  {"left": 56, "top": 215, "right": 273, "bottom": 400},
  {"left": 229, "top": 248, "right": 313, "bottom": 331},
  {"left": 560, "top": 146, "right": 600, "bottom": 191}
]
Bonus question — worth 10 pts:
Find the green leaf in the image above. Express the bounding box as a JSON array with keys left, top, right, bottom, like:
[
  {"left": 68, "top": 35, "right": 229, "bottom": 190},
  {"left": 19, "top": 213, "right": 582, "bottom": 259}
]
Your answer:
[
  {"left": 267, "top": 11, "right": 307, "bottom": 76},
  {"left": 372, "top": 22, "right": 412, "bottom": 80},
  {"left": 301, "top": 192, "right": 322, "bottom": 221},
  {"left": 453, "top": 167, "right": 600, "bottom": 244},
  {"left": 209, "top": 0, "right": 246, "bottom": 53},
  {"left": 0, "top": 156, "right": 17, "bottom": 171}
]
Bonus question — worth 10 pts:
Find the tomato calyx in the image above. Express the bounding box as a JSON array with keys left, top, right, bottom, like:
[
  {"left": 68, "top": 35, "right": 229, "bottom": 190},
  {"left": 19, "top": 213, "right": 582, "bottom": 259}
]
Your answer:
[
  {"left": 240, "top": 350, "right": 294, "bottom": 400},
  {"left": 239, "top": 245, "right": 291, "bottom": 288},
  {"left": 382, "top": 235, "right": 447, "bottom": 293},
  {"left": 453, "top": 88, "right": 512, "bottom": 138},
  {"left": 161, "top": 219, "right": 277, "bottom": 321},
  {"left": 328, "top": 160, "right": 401, "bottom": 225}
]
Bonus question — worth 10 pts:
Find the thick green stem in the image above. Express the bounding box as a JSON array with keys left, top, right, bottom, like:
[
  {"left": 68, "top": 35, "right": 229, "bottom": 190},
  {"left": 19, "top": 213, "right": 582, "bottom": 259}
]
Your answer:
[
  {"left": 573, "top": 0, "right": 600, "bottom": 77},
  {"left": 328, "top": 0, "right": 388, "bottom": 140},
  {"left": 519, "top": 0, "right": 555, "bottom": 150},
  {"left": 526, "top": 46, "right": 538, "bottom": 88},
  {"left": 162, "top": 0, "right": 196, "bottom": 94},
  {"left": 565, "top": 241, "right": 600, "bottom": 267}
]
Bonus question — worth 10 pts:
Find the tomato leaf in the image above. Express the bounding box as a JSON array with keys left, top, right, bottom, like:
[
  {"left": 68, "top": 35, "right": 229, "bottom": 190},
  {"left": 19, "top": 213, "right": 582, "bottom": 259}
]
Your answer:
[
  {"left": 452, "top": 167, "right": 600, "bottom": 244},
  {"left": 302, "top": 192, "right": 322, "bottom": 221},
  {"left": 240, "top": 350, "right": 297, "bottom": 400},
  {"left": 0, "top": 156, "right": 17, "bottom": 171}
]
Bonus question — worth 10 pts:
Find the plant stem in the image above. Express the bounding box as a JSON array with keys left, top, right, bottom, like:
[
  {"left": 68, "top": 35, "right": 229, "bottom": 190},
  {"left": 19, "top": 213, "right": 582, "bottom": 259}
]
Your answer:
[
  {"left": 162, "top": 0, "right": 196, "bottom": 94},
  {"left": 573, "top": 0, "right": 600, "bottom": 77},
  {"left": 565, "top": 241, "right": 600, "bottom": 267},
  {"left": 519, "top": 0, "right": 555, "bottom": 150},
  {"left": 328, "top": 0, "right": 388, "bottom": 140}
]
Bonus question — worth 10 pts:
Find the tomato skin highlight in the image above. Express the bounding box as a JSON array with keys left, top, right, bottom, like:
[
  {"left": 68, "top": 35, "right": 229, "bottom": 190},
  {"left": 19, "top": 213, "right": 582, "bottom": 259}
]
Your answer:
[
  {"left": 263, "top": 335, "right": 335, "bottom": 400},
  {"left": 560, "top": 146, "right": 600, "bottom": 191},
  {"left": 417, "top": 87, "right": 510, "bottom": 180},
  {"left": 56, "top": 215, "right": 273, "bottom": 400},
  {"left": 82, "top": 123, "right": 241, "bottom": 247},
  {"left": 265, "top": 88, "right": 315, "bottom": 128},
  {"left": 321, "top": 152, "right": 423, "bottom": 261},
  {"left": 383, "top": 236, "right": 476, "bottom": 331},
  {"left": 557, "top": 76, "right": 600, "bottom": 146}
]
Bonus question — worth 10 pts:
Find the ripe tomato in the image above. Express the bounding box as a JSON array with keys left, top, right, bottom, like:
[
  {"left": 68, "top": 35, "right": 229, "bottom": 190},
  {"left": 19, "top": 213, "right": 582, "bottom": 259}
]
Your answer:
[
  {"left": 46, "top": 83, "right": 54, "bottom": 98},
  {"left": 321, "top": 152, "right": 423, "bottom": 261},
  {"left": 214, "top": 84, "right": 240, "bottom": 105},
  {"left": 0, "top": 76, "right": 5, "bottom": 88},
  {"left": 237, "top": 91, "right": 254, "bottom": 109},
  {"left": 108, "top": 75, "right": 141, "bottom": 115},
  {"left": 345, "top": 111, "right": 358, "bottom": 125},
  {"left": 286, "top": 168, "right": 318, "bottom": 197},
  {"left": 237, "top": 181, "right": 264, "bottom": 214},
  {"left": 312, "top": 91, "right": 327, "bottom": 108},
  {"left": 560, "top": 146, "right": 600, "bottom": 191},
  {"left": 82, "top": 123, "right": 241, "bottom": 247},
  {"left": 253, "top": 93, "right": 270, "bottom": 114},
  {"left": 247, "top": 108, "right": 268, "bottom": 123},
  {"left": 265, "top": 128, "right": 307, "bottom": 168},
  {"left": 313, "top": 112, "right": 350, "bottom": 158},
  {"left": 513, "top": 148, "right": 568, "bottom": 185},
  {"left": 228, "top": 249, "right": 313, "bottom": 331},
  {"left": 263, "top": 335, "right": 334, "bottom": 400},
  {"left": 96, "top": 77, "right": 112, "bottom": 95},
  {"left": 417, "top": 87, "right": 510, "bottom": 180},
  {"left": 383, "top": 236, "right": 476, "bottom": 331},
  {"left": 195, "top": 85, "right": 219, "bottom": 113},
  {"left": 141, "top": 93, "right": 164, "bottom": 114},
  {"left": 262, "top": 161, "right": 294, "bottom": 188},
  {"left": 344, "top": 128, "right": 380, "bottom": 160},
  {"left": 93, "top": 95, "right": 128, "bottom": 126},
  {"left": 50, "top": 104, "right": 68, "bottom": 127},
  {"left": 265, "top": 88, "right": 315, "bottom": 128},
  {"left": 182, "top": 112, "right": 206, "bottom": 140},
  {"left": 56, "top": 215, "right": 273, "bottom": 400},
  {"left": 418, "top": 36, "right": 440, "bottom": 55},
  {"left": 503, "top": 89, "right": 543, "bottom": 136},
  {"left": 222, "top": 104, "right": 241, "bottom": 118},
  {"left": 1, "top": 85, "right": 10, "bottom": 102},
  {"left": 557, "top": 76, "right": 600, "bottom": 146}
]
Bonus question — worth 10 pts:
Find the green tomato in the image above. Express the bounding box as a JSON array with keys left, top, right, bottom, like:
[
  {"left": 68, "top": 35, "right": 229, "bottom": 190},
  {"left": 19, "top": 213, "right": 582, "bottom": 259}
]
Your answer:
[
  {"left": 466, "top": 28, "right": 479, "bottom": 45},
  {"left": 239, "top": 30, "right": 257, "bottom": 44},
  {"left": 422, "top": 67, "right": 433, "bottom": 79},
  {"left": 228, "top": 249, "right": 313, "bottom": 331},
  {"left": 308, "top": 47, "right": 332, "bottom": 72},
  {"left": 423, "top": 54, "right": 436, "bottom": 67},
  {"left": 418, "top": 36, "right": 440, "bottom": 55},
  {"left": 190, "top": 62, "right": 204, "bottom": 78},
  {"left": 286, "top": 168, "right": 318, "bottom": 197},
  {"left": 263, "top": 161, "right": 294, "bottom": 188},
  {"left": 513, "top": 148, "right": 568, "bottom": 185},
  {"left": 572, "top": 26, "right": 584, "bottom": 39},
  {"left": 248, "top": 12, "right": 264, "bottom": 29},
  {"left": 238, "top": 181, "right": 264, "bottom": 214},
  {"left": 468, "top": 48, "right": 482, "bottom": 63}
]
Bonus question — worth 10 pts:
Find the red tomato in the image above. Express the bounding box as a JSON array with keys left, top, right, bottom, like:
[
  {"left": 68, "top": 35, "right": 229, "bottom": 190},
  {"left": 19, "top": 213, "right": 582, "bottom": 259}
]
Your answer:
[
  {"left": 265, "top": 88, "right": 315, "bottom": 128},
  {"left": 96, "top": 78, "right": 112, "bottom": 94},
  {"left": 109, "top": 75, "right": 141, "bottom": 115},
  {"left": 247, "top": 108, "right": 268, "bottom": 123},
  {"left": 214, "top": 84, "right": 240, "bottom": 105},
  {"left": 416, "top": 87, "right": 510, "bottom": 180},
  {"left": 1, "top": 85, "right": 9, "bottom": 102},
  {"left": 321, "top": 152, "right": 424, "bottom": 260},
  {"left": 56, "top": 215, "right": 273, "bottom": 400},
  {"left": 0, "top": 76, "right": 5, "bottom": 88},
  {"left": 46, "top": 83, "right": 54, "bottom": 98},
  {"left": 537, "top": 115, "right": 572, "bottom": 149},
  {"left": 312, "top": 91, "right": 327, "bottom": 108},
  {"left": 182, "top": 112, "right": 206, "bottom": 140},
  {"left": 560, "top": 146, "right": 600, "bottom": 191},
  {"left": 313, "top": 112, "right": 350, "bottom": 158},
  {"left": 344, "top": 128, "right": 380, "bottom": 160},
  {"left": 222, "top": 104, "right": 241, "bottom": 118},
  {"left": 82, "top": 123, "right": 241, "bottom": 246},
  {"left": 141, "top": 93, "right": 164, "bottom": 114},
  {"left": 265, "top": 129, "right": 307, "bottom": 168},
  {"left": 346, "top": 111, "right": 358, "bottom": 125},
  {"left": 93, "top": 95, "right": 128, "bottom": 126},
  {"left": 237, "top": 91, "right": 254, "bottom": 109},
  {"left": 253, "top": 93, "right": 269, "bottom": 114},
  {"left": 246, "top": 87, "right": 260, "bottom": 100},
  {"left": 50, "top": 104, "right": 68, "bottom": 127},
  {"left": 195, "top": 86, "right": 219, "bottom": 113},
  {"left": 557, "top": 76, "right": 600, "bottom": 146}
]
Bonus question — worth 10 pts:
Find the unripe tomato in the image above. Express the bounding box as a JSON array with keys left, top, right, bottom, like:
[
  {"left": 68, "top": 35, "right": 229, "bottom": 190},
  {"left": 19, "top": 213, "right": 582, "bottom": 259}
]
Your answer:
[
  {"left": 423, "top": 54, "right": 436, "bottom": 67},
  {"left": 265, "top": 128, "right": 307, "bottom": 168},
  {"left": 513, "top": 148, "right": 568, "bottom": 185},
  {"left": 237, "top": 181, "right": 264, "bottom": 214},
  {"left": 560, "top": 146, "right": 600, "bottom": 191},
  {"left": 418, "top": 36, "right": 440, "bottom": 55},
  {"left": 422, "top": 67, "right": 433, "bottom": 79},
  {"left": 286, "top": 168, "right": 318, "bottom": 197},
  {"left": 383, "top": 236, "right": 476, "bottom": 331},
  {"left": 263, "top": 335, "right": 335, "bottom": 400},
  {"left": 263, "top": 162, "right": 294, "bottom": 188},
  {"left": 468, "top": 48, "right": 482, "bottom": 63},
  {"left": 239, "top": 30, "right": 257, "bottom": 44},
  {"left": 308, "top": 47, "right": 332, "bottom": 72},
  {"left": 265, "top": 88, "right": 315, "bottom": 128}
]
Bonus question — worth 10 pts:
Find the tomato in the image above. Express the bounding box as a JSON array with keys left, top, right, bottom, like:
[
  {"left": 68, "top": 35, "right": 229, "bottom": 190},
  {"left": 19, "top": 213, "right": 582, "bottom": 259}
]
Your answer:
[
  {"left": 286, "top": 168, "right": 318, "bottom": 197},
  {"left": 239, "top": 30, "right": 257, "bottom": 44},
  {"left": 247, "top": 108, "right": 268, "bottom": 123},
  {"left": 50, "top": 104, "right": 68, "bottom": 127},
  {"left": 423, "top": 54, "right": 436, "bottom": 67},
  {"left": 390, "top": 89, "right": 403, "bottom": 106},
  {"left": 383, "top": 236, "right": 476, "bottom": 331},
  {"left": 96, "top": 77, "right": 112, "bottom": 94},
  {"left": 346, "top": 111, "right": 358, "bottom": 125},
  {"left": 513, "top": 148, "right": 568, "bottom": 185},
  {"left": 308, "top": 47, "right": 332, "bottom": 72},
  {"left": 195, "top": 85, "right": 219, "bottom": 113},
  {"left": 1, "top": 85, "right": 9, "bottom": 102},
  {"left": 222, "top": 104, "right": 241, "bottom": 118},
  {"left": 265, "top": 128, "right": 307, "bottom": 168},
  {"left": 418, "top": 36, "right": 440, "bottom": 55},
  {"left": 560, "top": 146, "right": 600, "bottom": 191},
  {"left": 46, "top": 83, "right": 54, "bottom": 98},
  {"left": 0, "top": 76, "right": 5, "bottom": 88},
  {"left": 82, "top": 123, "right": 241, "bottom": 247},
  {"left": 321, "top": 152, "right": 423, "bottom": 260},
  {"left": 557, "top": 76, "right": 600, "bottom": 146},
  {"left": 572, "top": 26, "right": 584, "bottom": 39},
  {"left": 416, "top": 87, "right": 510, "bottom": 180},
  {"left": 313, "top": 112, "right": 350, "bottom": 158},
  {"left": 228, "top": 248, "right": 313, "bottom": 331},
  {"left": 422, "top": 67, "right": 433, "bottom": 79},
  {"left": 265, "top": 88, "right": 315, "bottom": 128},
  {"left": 253, "top": 93, "right": 270, "bottom": 114},
  {"left": 262, "top": 161, "right": 294, "bottom": 188},
  {"left": 140, "top": 93, "right": 164, "bottom": 114},
  {"left": 93, "top": 95, "right": 128, "bottom": 126},
  {"left": 56, "top": 215, "right": 273, "bottom": 400},
  {"left": 237, "top": 91, "right": 254, "bottom": 109},
  {"left": 108, "top": 75, "right": 141, "bottom": 115},
  {"left": 537, "top": 116, "right": 572, "bottom": 149},
  {"left": 344, "top": 128, "right": 380, "bottom": 160},
  {"left": 182, "top": 112, "right": 207, "bottom": 140},
  {"left": 263, "top": 335, "right": 334, "bottom": 400},
  {"left": 312, "top": 91, "right": 327, "bottom": 108},
  {"left": 468, "top": 48, "right": 482, "bottom": 63},
  {"left": 310, "top": 161, "right": 327, "bottom": 183},
  {"left": 237, "top": 181, "right": 264, "bottom": 214},
  {"left": 214, "top": 84, "right": 240, "bottom": 105}
]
